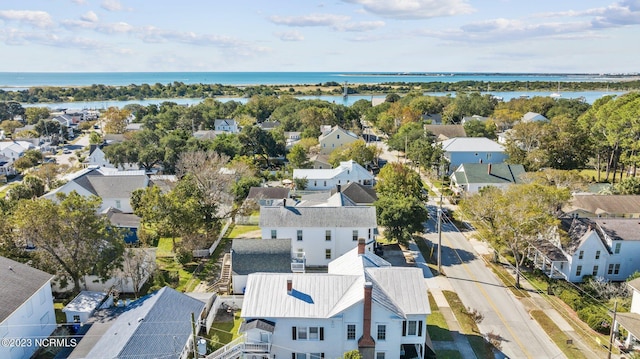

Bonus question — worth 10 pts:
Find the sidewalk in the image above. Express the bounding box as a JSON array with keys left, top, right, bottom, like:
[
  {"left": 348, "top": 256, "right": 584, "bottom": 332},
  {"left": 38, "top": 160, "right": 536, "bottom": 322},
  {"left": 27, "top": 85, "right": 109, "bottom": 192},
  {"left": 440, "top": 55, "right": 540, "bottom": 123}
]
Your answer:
[{"left": 408, "top": 241, "right": 477, "bottom": 359}]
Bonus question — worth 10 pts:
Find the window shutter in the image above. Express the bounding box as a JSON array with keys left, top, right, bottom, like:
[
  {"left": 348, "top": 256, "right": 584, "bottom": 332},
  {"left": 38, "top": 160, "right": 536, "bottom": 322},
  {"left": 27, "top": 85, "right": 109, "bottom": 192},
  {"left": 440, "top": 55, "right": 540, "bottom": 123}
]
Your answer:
[
  {"left": 418, "top": 321, "right": 423, "bottom": 336},
  {"left": 320, "top": 327, "right": 325, "bottom": 340},
  {"left": 321, "top": 354, "right": 325, "bottom": 359},
  {"left": 292, "top": 353, "right": 296, "bottom": 359},
  {"left": 292, "top": 326, "right": 297, "bottom": 340},
  {"left": 402, "top": 321, "right": 407, "bottom": 336}
]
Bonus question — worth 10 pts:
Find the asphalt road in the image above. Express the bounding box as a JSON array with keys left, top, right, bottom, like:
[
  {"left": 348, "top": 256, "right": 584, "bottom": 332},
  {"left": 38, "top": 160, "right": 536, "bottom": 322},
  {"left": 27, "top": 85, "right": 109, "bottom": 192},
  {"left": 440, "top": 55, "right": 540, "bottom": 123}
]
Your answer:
[{"left": 424, "top": 203, "right": 565, "bottom": 359}]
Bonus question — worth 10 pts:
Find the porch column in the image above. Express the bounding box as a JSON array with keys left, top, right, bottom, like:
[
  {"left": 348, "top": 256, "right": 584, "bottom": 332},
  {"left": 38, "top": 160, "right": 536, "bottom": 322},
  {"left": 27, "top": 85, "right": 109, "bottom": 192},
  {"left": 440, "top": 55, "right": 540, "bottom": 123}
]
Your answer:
[{"left": 625, "top": 331, "right": 632, "bottom": 348}]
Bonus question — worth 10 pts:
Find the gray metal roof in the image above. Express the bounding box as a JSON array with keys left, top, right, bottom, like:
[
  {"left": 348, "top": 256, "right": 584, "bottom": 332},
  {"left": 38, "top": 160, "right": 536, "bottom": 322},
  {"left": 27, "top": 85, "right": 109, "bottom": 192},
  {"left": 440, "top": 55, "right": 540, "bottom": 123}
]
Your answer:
[
  {"left": 78, "top": 286, "right": 205, "bottom": 359},
  {"left": 231, "top": 239, "right": 292, "bottom": 275},
  {"left": 328, "top": 245, "right": 391, "bottom": 276},
  {"left": 63, "top": 291, "right": 108, "bottom": 314},
  {"left": 259, "top": 206, "right": 377, "bottom": 228},
  {"left": 0, "top": 256, "right": 54, "bottom": 323}
]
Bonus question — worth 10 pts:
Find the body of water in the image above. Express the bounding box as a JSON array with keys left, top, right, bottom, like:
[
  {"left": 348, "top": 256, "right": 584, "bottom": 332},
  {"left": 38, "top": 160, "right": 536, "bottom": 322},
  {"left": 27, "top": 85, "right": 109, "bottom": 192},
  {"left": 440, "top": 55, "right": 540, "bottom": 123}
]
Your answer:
[{"left": 0, "top": 71, "right": 631, "bottom": 88}]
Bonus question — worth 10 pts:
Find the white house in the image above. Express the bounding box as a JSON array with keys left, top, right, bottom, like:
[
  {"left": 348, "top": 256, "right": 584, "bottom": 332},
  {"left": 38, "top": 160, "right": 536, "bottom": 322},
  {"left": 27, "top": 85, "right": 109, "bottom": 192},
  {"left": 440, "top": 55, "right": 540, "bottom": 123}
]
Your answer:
[
  {"left": 259, "top": 204, "right": 377, "bottom": 267},
  {"left": 43, "top": 167, "right": 148, "bottom": 214},
  {"left": 450, "top": 163, "right": 525, "bottom": 195},
  {"left": 0, "top": 256, "right": 57, "bottom": 359},
  {"left": 294, "top": 160, "right": 374, "bottom": 191},
  {"left": 214, "top": 119, "right": 239, "bottom": 134},
  {"left": 213, "top": 240, "right": 431, "bottom": 359},
  {"left": 439, "top": 137, "right": 508, "bottom": 173},
  {"left": 318, "top": 126, "right": 360, "bottom": 155},
  {"left": 528, "top": 218, "right": 640, "bottom": 282},
  {"left": 610, "top": 278, "right": 640, "bottom": 351},
  {"left": 521, "top": 112, "right": 548, "bottom": 123},
  {"left": 0, "top": 140, "right": 34, "bottom": 162}
]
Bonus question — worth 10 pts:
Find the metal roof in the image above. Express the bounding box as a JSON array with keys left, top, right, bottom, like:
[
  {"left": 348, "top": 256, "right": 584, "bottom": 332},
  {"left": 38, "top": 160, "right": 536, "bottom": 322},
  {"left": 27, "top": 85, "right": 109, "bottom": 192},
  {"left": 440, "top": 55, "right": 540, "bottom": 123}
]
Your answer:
[
  {"left": 259, "top": 206, "right": 377, "bottom": 228},
  {"left": 0, "top": 256, "right": 54, "bottom": 323},
  {"left": 63, "top": 291, "right": 108, "bottom": 314},
  {"left": 440, "top": 137, "right": 505, "bottom": 152}
]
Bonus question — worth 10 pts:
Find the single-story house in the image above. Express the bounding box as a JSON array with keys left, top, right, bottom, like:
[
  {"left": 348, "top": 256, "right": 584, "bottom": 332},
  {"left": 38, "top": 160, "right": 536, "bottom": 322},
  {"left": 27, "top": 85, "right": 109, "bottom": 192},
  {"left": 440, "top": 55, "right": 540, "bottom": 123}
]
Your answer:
[
  {"left": 562, "top": 194, "right": 640, "bottom": 218},
  {"left": 450, "top": 163, "right": 525, "bottom": 195},
  {"left": 62, "top": 291, "right": 112, "bottom": 324}
]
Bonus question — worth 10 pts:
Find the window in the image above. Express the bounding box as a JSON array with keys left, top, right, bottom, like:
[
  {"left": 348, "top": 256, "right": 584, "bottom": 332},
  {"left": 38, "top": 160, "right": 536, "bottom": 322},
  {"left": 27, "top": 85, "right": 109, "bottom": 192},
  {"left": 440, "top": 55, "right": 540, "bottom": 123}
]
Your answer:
[
  {"left": 576, "top": 265, "right": 582, "bottom": 277},
  {"left": 402, "top": 320, "right": 423, "bottom": 336},
  {"left": 368, "top": 228, "right": 372, "bottom": 239},
  {"left": 292, "top": 326, "right": 324, "bottom": 341},
  {"left": 337, "top": 134, "right": 340, "bottom": 139},
  {"left": 324, "top": 181, "right": 327, "bottom": 187},
  {"left": 271, "top": 230, "right": 277, "bottom": 239},
  {"left": 377, "top": 324, "right": 386, "bottom": 340},
  {"left": 115, "top": 199, "right": 121, "bottom": 209},
  {"left": 609, "top": 263, "right": 621, "bottom": 275},
  {"left": 347, "top": 324, "right": 356, "bottom": 340},
  {"left": 595, "top": 250, "right": 601, "bottom": 259},
  {"left": 297, "top": 230, "right": 303, "bottom": 241},
  {"left": 592, "top": 265, "right": 599, "bottom": 276},
  {"left": 310, "top": 354, "right": 324, "bottom": 359},
  {"left": 73, "top": 315, "right": 80, "bottom": 322},
  {"left": 578, "top": 250, "right": 584, "bottom": 259},
  {"left": 376, "top": 353, "right": 385, "bottom": 359},
  {"left": 325, "top": 230, "right": 331, "bottom": 241},
  {"left": 615, "top": 243, "right": 622, "bottom": 254},
  {"left": 325, "top": 249, "right": 332, "bottom": 259},
  {"left": 353, "top": 230, "right": 358, "bottom": 241},
  {"left": 40, "top": 312, "right": 50, "bottom": 328}
]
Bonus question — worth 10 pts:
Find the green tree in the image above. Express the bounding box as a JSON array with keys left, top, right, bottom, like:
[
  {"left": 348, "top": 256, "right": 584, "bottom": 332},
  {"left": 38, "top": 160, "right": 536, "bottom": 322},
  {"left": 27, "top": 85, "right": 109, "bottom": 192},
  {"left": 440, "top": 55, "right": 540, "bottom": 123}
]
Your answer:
[
  {"left": 387, "top": 122, "right": 424, "bottom": 152},
  {"left": 614, "top": 177, "right": 640, "bottom": 194},
  {"left": 239, "top": 126, "right": 285, "bottom": 167},
  {"left": 457, "top": 184, "right": 569, "bottom": 288},
  {"left": 24, "top": 107, "right": 50, "bottom": 124},
  {"left": 328, "top": 139, "right": 376, "bottom": 167},
  {"left": 0, "top": 120, "right": 23, "bottom": 135},
  {"left": 89, "top": 131, "right": 103, "bottom": 145},
  {"left": 287, "top": 144, "right": 311, "bottom": 169},
  {"left": 463, "top": 119, "right": 497, "bottom": 139},
  {"left": 11, "top": 192, "right": 125, "bottom": 294},
  {"left": 375, "top": 195, "right": 428, "bottom": 244},
  {"left": 231, "top": 176, "right": 262, "bottom": 204},
  {"left": 376, "top": 162, "right": 426, "bottom": 200},
  {"left": 102, "top": 107, "right": 131, "bottom": 134}
]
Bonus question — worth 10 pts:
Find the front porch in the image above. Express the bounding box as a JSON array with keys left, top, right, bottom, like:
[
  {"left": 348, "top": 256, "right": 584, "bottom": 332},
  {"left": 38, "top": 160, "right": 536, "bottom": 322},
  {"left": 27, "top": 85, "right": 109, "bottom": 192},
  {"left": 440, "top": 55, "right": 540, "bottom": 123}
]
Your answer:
[
  {"left": 612, "top": 312, "right": 640, "bottom": 353},
  {"left": 526, "top": 240, "right": 568, "bottom": 280}
]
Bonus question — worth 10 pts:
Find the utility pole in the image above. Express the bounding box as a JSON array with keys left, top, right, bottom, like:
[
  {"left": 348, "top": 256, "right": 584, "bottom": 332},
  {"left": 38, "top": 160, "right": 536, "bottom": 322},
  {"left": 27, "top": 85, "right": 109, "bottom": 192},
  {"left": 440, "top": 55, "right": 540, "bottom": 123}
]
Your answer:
[
  {"left": 608, "top": 301, "right": 618, "bottom": 359},
  {"left": 437, "top": 163, "right": 445, "bottom": 276},
  {"left": 191, "top": 312, "right": 198, "bottom": 359}
]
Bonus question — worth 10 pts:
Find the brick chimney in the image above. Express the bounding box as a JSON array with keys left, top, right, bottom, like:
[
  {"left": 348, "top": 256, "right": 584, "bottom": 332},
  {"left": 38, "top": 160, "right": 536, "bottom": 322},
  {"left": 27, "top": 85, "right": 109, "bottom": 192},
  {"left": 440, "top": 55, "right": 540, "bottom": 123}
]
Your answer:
[
  {"left": 488, "top": 163, "right": 492, "bottom": 175},
  {"left": 358, "top": 238, "right": 366, "bottom": 255},
  {"left": 358, "top": 282, "right": 375, "bottom": 358},
  {"left": 286, "top": 278, "right": 292, "bottom": 293}
]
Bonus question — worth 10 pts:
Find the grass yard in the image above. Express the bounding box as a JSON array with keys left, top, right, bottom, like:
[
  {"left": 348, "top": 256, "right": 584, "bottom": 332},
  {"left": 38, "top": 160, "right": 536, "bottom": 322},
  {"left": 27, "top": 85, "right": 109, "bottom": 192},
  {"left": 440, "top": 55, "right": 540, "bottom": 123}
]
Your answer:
[
  {"left": 530, "top": 310, "right": 588, "bottom": 359},
  {"left": 209, "top": 311, "right": 243, "bottom": 349},
  {"left": 442, "top": 290, "right": 495, "bottom": 359},
  {"left": 414, "top": 236, "right": 439, "bottom": 275},
  {"left": 225, "top": 224, "right": 260, "bottom": 238},
  {"left": 427, "top": 292, "right": 453, "bottom": 342},
  {"left": 483, "top": 258, "right": 530, "bottom": 298},
  {"left": 156, "top": 237, "right": 180, "bottom": 257}
]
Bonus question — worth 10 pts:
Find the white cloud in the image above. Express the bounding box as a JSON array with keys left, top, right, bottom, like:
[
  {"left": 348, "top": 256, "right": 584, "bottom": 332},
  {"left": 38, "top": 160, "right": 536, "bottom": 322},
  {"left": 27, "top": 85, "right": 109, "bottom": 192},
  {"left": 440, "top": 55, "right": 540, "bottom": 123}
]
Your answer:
[
  {"left": 342, "top": 0, "right": 475, "bottom": 19},
  {"left": 81, "top": 11, "right": 99, "bottom": 23},
  {"left": 71, "top": 0, "right": 87, "bottom": 4},
  {"left": 101, "top": 0, "right": 123, "bottom": 12},
  {"left": 269, "top": 13, "right": 350, "bottom": 27},
  {"left": 334, "top": 20, "right": 385, "bottom": 32},
  {"left": 275, "top": 31, "right": 304, "bottom": 41},
  {"left": 97, "top": 22, "right": 134, "bottom": 34},
  {"left": 0, "top": 10, "right": 54, "bottom": 28}
]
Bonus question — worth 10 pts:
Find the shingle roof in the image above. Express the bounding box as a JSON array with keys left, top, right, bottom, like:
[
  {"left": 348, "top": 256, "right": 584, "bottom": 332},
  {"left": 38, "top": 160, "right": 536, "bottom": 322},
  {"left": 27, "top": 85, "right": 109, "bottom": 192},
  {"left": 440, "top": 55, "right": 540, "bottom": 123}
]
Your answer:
[
  {"left": 0, "top": 256, "right": 54, "bottom": 323},
  {"left": 77, "top": 287, "right": 205, "bottom": 359},
  {"left": 63, "top": 291, "right": 108, "bottom": 314},
  {"left": 628, "top": 278, "right": 640, "bottom": 292},
  {"left": 452, "top": 163, "right": 525, "bottom": 185},
  {"left": 564, "top": 194, "right": 640, "bottom": 216},
  {"left": 239, "top": 319, "right": 275, "bottom": 333},
  {"left": 424, "top": 124, "right": 466, "bottom": 141},
  {"left": 246, "top": 187, "right": 290, "bottom": 200},
  {"left": 334, "top": 182, "right": 378, "bottom": 204},
  {"left": 66, "top": 170, "right": 147, "bottom": 199},
  {"left": 259, "top": 206, "right": 377, "bottom": 228},
  {"left": 231, "top": 239, "right": 292, "bottom": 275},
  {"left": 440, "top": 137, "right": 505, "bottom": 152}
]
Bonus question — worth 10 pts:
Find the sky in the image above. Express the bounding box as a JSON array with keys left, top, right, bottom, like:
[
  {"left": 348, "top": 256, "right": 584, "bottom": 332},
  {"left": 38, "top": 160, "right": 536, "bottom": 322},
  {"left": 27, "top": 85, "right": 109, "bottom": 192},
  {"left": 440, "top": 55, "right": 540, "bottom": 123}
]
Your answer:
[{"left": 0, "top": 0, "right": 639, "bottom": 73}]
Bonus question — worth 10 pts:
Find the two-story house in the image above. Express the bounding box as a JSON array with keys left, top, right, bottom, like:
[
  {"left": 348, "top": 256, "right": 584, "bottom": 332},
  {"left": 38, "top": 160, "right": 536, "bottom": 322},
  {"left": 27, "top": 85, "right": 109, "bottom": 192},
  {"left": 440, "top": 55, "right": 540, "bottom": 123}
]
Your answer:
[
  {"left": 450, "top": 163, "right": 526, "bottom": 196},
  {"left": 209, "top": 240, "right": 431, "bottom": 359},
  {"left": 439, "top": 137, "right": 508, "bottom": 173},
  {"left": 528, "top": 217, "right": 640, "bottom": 282},
  {"left": 293, "top": 160, "right": 374, "bottom": 191},
  {"left": 318, "top": 126, "right": 360, "bottom": 155},
  {"left": 610, "top": 278, "right": 640, "bottom": 351},
  {"left": 259, "top": 204, "right": 377, "bottom": 267},
  {"left": 1, "top": 256, "right": 57, "bottom": 359},
  {"left": 214, "top": 119, "right": 239, "bottom": 134}
]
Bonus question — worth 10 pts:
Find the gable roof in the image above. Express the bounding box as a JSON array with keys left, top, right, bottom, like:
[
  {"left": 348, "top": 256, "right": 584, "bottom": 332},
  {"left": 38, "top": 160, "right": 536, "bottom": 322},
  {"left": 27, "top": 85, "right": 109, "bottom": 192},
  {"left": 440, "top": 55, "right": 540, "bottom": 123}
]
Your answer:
[
  {"left": 232, "top": 239, "right": 292, "bottom": 275},
  {"left": 334, "top": 182, "right": 378, "bottom": 204},
  {"left": 452, "top": 163, "right": 525, "bottom": 186},
  {"left": 214, "top": 119, "right": 236, "bottom": 127},
  {"left": 424, "top": 124, "right": 466, "bottom": 141},
  {"left": 440, "top": 137, "right": 505, "bottom": 153},
  {"left": 328, "top": 245, "right": 391, "bottom": 276},
  {"left": 564, "top": 194, "right": 640, "bottom": 217},
  {"left": 0, "top": 256, "right": 54, "bottom": 323},
  {"left": 75, "top": 287, "right": 205, "bottom": 359},
  {"left": 318, "top": 126, "right": 359, "bottom": 141},
  {"left": 246, "top": 187, "right": 290, "bottom": 200},
  {"left": 522, "top": 112, "right": 548, "bottom": 122},
  {"left": 259, "top": 206, "right": 377, "bottom": 228},
  {"left": 47, "top": 167, "right": 148, "bottom": 200},
  {"left": 293, "top": 160, "right": 374, "bottom": 181}
]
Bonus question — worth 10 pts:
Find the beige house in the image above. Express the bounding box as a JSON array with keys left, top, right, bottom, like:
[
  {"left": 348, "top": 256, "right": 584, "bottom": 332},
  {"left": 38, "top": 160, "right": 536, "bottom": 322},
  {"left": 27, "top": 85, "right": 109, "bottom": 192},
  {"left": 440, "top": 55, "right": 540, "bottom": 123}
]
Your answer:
[{"left": 318, "top": 126, "right": 360, "bottom": 155}]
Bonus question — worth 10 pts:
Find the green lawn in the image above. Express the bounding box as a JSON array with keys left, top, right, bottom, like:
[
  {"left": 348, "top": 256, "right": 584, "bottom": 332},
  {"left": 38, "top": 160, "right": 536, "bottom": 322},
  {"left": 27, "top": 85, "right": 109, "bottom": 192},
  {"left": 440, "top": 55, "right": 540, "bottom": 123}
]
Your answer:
[
  {"left": 530, "top": 310, "right": 588, "bottom": 359},
  {"left": 156, "top": 237, "right": 180, "bottom": 257},
  {"left": 209, "top": 311, "right": 243, "bottom": 349},
  {"left": 427, "top": 292, "right": 453, "bottom": 342},
  {"left": 225, "top": 225, "right": 260, "bottom": 238}
]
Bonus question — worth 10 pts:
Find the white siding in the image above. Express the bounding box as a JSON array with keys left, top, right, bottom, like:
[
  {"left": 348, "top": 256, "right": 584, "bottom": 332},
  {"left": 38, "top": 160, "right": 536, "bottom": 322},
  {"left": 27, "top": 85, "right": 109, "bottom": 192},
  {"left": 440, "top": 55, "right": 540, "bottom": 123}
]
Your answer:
[{"left": 0, "top": 282, "right": 56, "bottom": 359}]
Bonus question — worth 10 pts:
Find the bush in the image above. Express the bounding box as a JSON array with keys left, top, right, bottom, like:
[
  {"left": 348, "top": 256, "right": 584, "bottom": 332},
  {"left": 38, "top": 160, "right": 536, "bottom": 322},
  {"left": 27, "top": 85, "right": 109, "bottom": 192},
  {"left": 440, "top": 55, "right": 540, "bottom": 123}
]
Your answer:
[
  {"left": 557, "top": 288, "right": 586, "bottom": 311},
  {"left": 577, "top": 306, "right": 610, "bottom": 334},
  {"left": 176, "top": 247, "right": 194, "bottom": 265}
]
